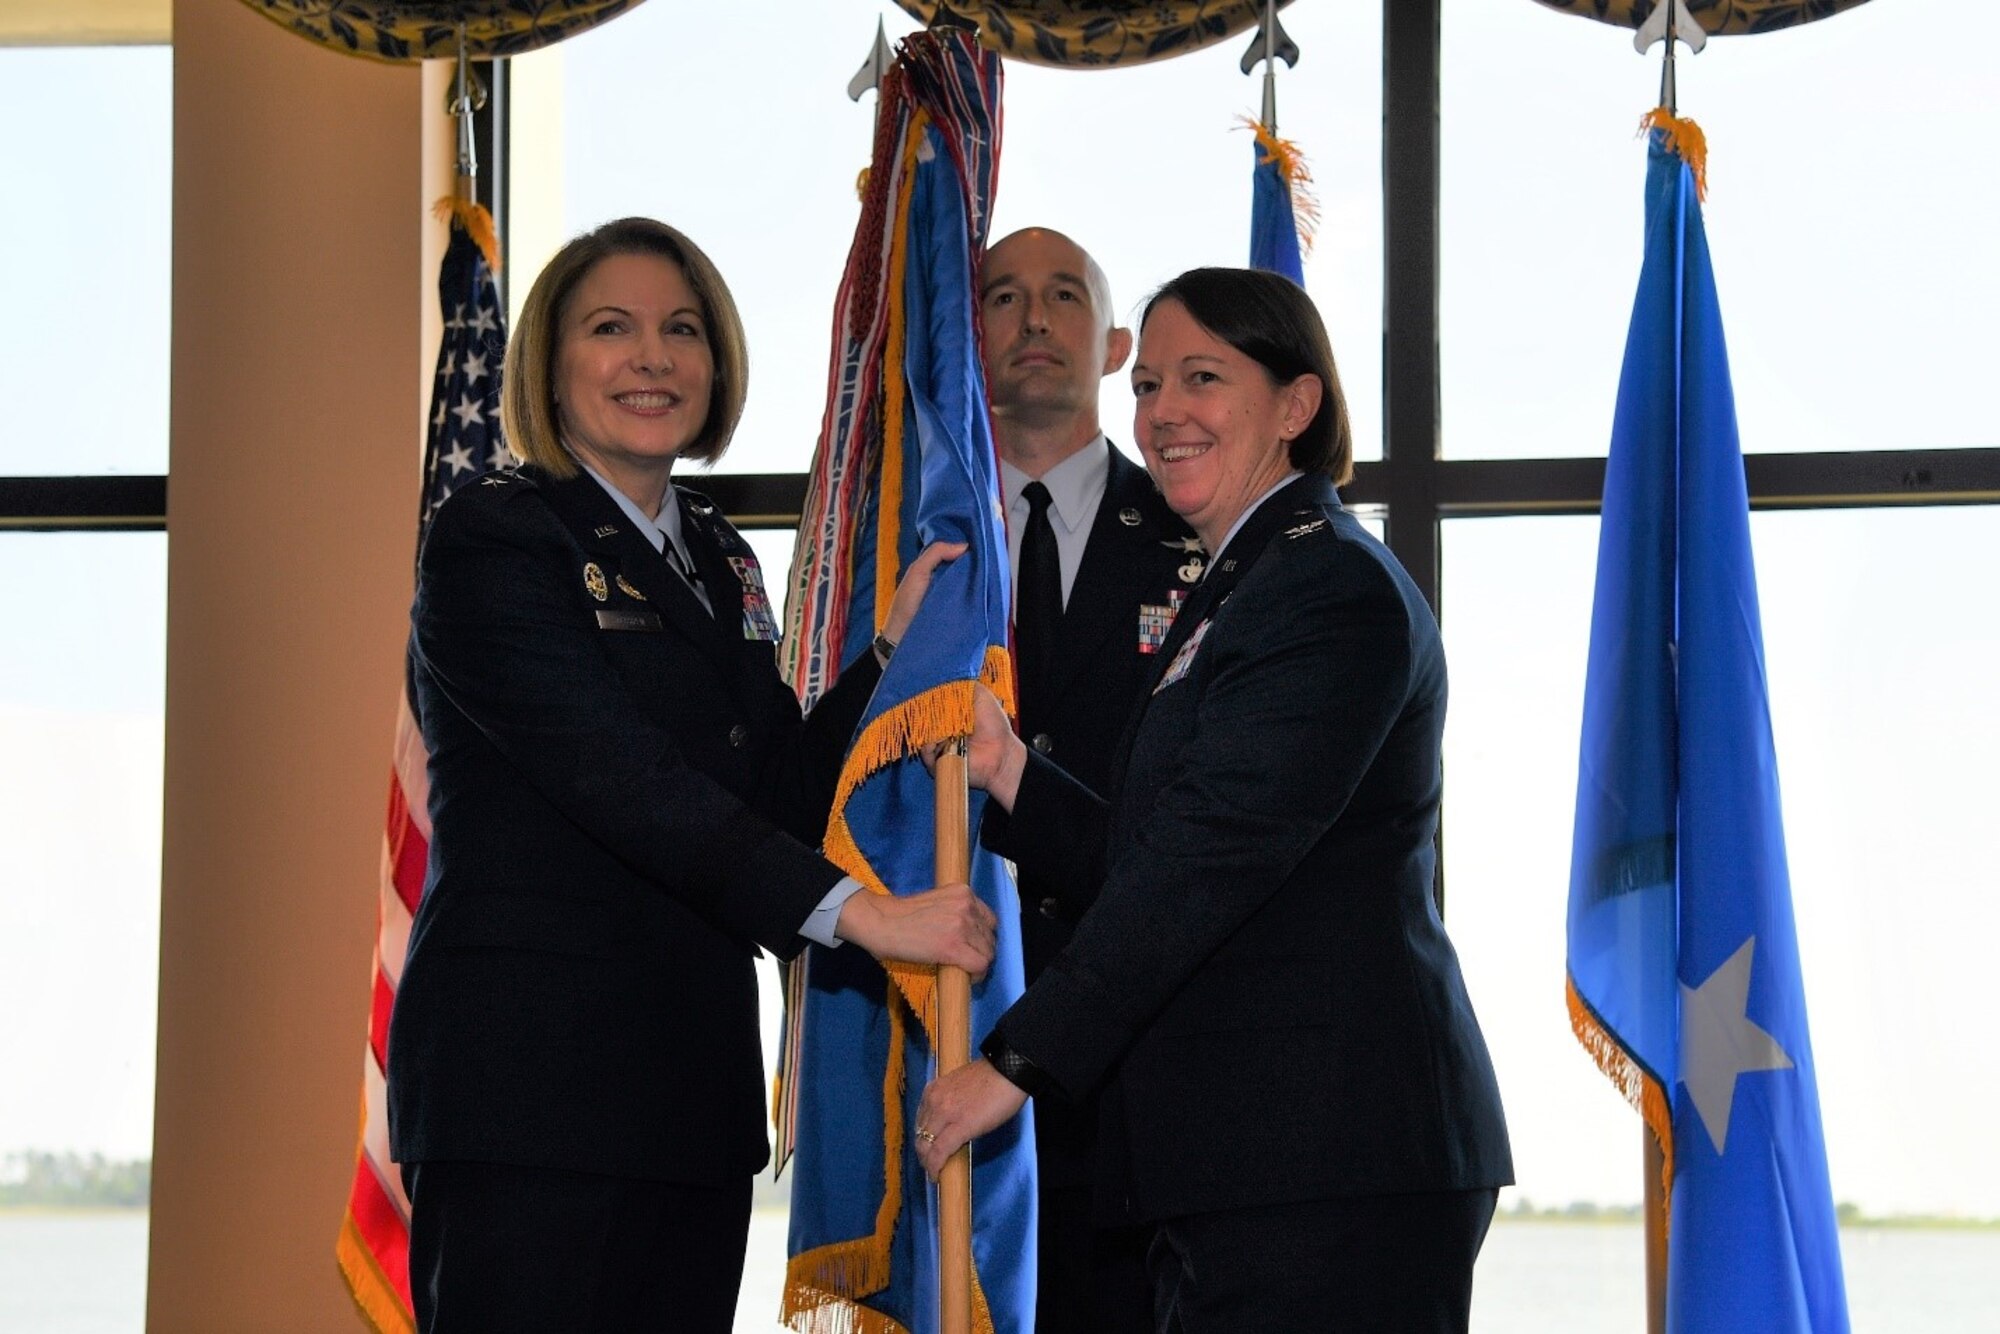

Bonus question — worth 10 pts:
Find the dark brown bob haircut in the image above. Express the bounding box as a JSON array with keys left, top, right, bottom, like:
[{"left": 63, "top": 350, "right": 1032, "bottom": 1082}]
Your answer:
[
  {"left": 502, "top": 217, "right": 749, "bottom": 474},
  {"left": 1140, "top": 267, "right": 1353, "bottom": 485}
]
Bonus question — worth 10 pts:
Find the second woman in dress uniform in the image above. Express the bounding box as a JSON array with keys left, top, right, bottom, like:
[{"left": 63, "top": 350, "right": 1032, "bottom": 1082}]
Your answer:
[{"left": 916, "top": 267, "right": 1513, "bottom": 1332}]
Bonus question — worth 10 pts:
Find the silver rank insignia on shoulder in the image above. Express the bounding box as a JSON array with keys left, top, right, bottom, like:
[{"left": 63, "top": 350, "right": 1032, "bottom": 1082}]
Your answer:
[
  {"left": 583, "top": 562, "right": 609, "bottom": 602},
  {"left": 480, "top": 475, "right": 511, "bottom": 487},
  {"left": 594, "top": 524, "right": 619, "bottom": 538},
  {"left": 1285, "top": 519, "right": 1329, "bottom": 540},
  {"left": 615, "top": 574, "right": 646, "bottom": 601},
  {"left": 1118, "top": 507, "right": 1142, "bottom": 527},
  {"left": 687, "top": 497, "right": 716, "bottom": 517}
]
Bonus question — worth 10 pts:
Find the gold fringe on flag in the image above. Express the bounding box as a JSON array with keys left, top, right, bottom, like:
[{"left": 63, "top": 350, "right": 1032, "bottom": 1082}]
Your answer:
[
  {"left": 335, "top": 1086, "right": 415, "bottom": 1334},
  {"left": 1241, "top": 116, "right": 1322, "bottom": 258},
  {"left": 1568, "top": 974, "right": 1675, "bottom": 1238},
  {"left": 430, "top": 191, "right": 503, "bottom": 274},
  {"left": 1639, "top": 106, "right": 1708, "bottom": 202}
]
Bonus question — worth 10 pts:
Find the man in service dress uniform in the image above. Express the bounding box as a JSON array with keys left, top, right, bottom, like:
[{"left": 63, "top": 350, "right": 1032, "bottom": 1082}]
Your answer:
[{"left": 977, "top": 227, "right": 1201, "bottom": 1333}]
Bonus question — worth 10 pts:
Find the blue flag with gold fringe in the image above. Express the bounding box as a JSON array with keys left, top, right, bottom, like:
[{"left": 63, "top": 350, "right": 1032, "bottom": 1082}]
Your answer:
[
  {"left": 1565, "top": 123, "right": 1850, "bottom": 1332},
  {"left": 1246, "top": 119, "right": 1314, "bottom": 285},
  {"left": 778, "top": 31, "right": 1035, "bottom": 1334}
]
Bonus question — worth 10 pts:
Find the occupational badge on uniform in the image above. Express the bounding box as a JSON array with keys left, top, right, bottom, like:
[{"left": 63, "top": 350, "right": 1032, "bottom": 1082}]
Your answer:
[
  {"left": 1118, "top": 507, "right": 1142, "bottom": 527},
  {"left": 1285, "top": 519, "right": 1328, "bottom": 540},
  {"left": 728, "top": 556, "right": 781, "bottom": 642},
  {"left": 1177, "top": 557, "right": 1206, "bottom": 584},
  {"left": 1153, "top": 617, "right": 1212, "bottom": 692},
  {"left": 615, "top": 574, "right": 647, "bottom": 601},
  {"left": 583, "top": 562, "right": 609, "bottom": 602},
  {"left": 1137, "top": 589, "right": 1187, "bottom": 654}
]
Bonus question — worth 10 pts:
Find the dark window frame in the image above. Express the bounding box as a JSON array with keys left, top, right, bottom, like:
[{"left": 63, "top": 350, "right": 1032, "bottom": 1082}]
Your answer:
[{"left": 14, "top": 9, "right": 1997, "bottom": 554}]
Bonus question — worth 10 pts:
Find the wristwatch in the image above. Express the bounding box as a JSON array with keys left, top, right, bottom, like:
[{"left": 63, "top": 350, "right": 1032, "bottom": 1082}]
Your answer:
[
  {"left": 872, "top": 631, "right": 898, "bottom": 663},
  {"left": 980, "top": 1030, "right": 1057, "bottom": 1099}
]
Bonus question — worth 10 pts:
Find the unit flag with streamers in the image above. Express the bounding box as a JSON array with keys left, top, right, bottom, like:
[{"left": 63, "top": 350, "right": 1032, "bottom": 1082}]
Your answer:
[{"left": 775, "top": 29, "right": 1036, "bottom": 1334}]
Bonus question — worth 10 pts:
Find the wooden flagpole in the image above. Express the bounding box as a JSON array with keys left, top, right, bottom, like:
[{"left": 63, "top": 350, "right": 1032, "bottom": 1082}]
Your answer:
[
  {"left": 933, "top": 740, "right": 973, "bottom": 1334},
  {"left": 1645, "top": 1127, "right": 1666, "bottom": 1334}
]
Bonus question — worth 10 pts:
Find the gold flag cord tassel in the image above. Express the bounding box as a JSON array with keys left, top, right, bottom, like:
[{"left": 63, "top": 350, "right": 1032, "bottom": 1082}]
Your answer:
[
  {"left": 1639, "top": 106, "right": 1709, "bottom": 202},
  {"left": 431, "top": 190, "right": 503, "bottom": 274},
  {"left": 1241, "top": 116, "right": 1322, "bottom": 258}
]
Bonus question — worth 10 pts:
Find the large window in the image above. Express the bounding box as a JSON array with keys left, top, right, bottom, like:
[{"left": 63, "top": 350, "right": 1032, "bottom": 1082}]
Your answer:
[
  {"left": 0, "top": 42, "right": 171, "bottom": 1334},
  {"left": 509, "top": 1, "right": 1385, "bottom": 476},
  {"left": 1439, "top": 0, "right": 1998, "bottom": 460},
  {"left": 0, "top": 47, "right": 172, "bottom": 476}
]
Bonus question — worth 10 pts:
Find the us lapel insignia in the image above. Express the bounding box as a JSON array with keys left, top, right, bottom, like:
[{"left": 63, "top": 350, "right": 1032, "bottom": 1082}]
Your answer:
[
  {"left": 1118, "top": 507, "right": 1142, "bottom": 527},
  {"left": 594, "top": 524, "right": 620, "bottom": 539},
  {"left": 1284, "top": 519, "right": 1328, "bottom": 540},
  {"left": 1137, "top": 589, "right": 1187, "bottom": 655},
  {"left": 728, "top": 555, "right": 781, "bottom": 642},
  {"left": 1153, "top": 617, "right": 1212, "bottom": 692},
  {"left": 1219, "top": 558, "right": 1238, "bottom": 574},
  {"left": 615, "top": 574, "right": 647, "bottom": 601},
  {"left": 583, "top": 562, "right": 609, "bottom": 602}
]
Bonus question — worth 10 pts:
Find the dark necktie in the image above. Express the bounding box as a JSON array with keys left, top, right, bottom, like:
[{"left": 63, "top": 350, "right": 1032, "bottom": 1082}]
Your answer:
[
  {"left": 1016, "top": 480, "right": 1063, "bottom": 723},
  {"left": 664, "top": 540, "right": 709, "bottom": 613}
]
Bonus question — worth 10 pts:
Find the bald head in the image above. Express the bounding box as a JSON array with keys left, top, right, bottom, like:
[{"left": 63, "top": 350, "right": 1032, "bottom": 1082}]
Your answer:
[
  {"left": 978, "top": 228, "right": 1132, "bottom": 471},
  {"left": 984, "top": 228, "right": 1117, "bottom": 329}
]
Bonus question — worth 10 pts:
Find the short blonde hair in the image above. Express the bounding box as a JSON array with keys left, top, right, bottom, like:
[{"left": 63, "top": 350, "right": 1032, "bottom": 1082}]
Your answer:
[{"left": 502, "top": 217, "right": 750, "bottom": 474}]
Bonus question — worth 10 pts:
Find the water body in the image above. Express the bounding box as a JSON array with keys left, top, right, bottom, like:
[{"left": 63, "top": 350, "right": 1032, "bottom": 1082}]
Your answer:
[{"left": 2, "top": 1211, "right": 1994, "bottom": 1331}]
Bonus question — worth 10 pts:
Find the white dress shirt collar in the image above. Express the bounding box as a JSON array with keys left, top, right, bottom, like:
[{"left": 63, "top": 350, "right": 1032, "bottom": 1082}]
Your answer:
[{"left": 998, "top": 435, "right": 1111, "bottom": 609}]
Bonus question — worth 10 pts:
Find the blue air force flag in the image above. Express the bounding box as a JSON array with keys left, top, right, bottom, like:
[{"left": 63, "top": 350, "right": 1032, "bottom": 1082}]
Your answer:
[{"left": 1566, "top": 130, "right": 1850, "bottom": 1333}]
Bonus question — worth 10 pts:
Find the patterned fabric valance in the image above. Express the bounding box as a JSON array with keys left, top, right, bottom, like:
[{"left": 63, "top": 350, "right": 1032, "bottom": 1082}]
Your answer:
[
  {"left": 890, "top": 1, "right": 1292, "bottom": 69},
  {"left": 1530, "top": 0, "right": 1874, "bottom": 37},
  {"left": 237, "top": 0, "right": 641, "bottom": 64}
]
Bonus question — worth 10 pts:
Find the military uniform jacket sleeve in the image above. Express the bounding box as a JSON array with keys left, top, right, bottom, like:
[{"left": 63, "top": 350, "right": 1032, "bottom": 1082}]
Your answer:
[
  {"left": 995, "top": 495, "right": 1426, "bottom": 1099},
  {"left": 409, "top": 470, "right": 874, "bottom": 956}
]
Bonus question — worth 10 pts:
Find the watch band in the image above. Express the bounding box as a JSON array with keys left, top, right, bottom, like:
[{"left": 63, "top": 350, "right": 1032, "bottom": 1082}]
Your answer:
[{"left": 980, "top": 1029, "right": 1058, "bottom": 1100}]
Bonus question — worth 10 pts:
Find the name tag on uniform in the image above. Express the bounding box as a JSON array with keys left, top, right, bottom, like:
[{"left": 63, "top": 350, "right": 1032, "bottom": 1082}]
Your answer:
[
  {"left": 595, "top": 608, "right": 663, "bottom": 633},
  {"left": 1153, "top": 617, "right": 1212, "bottom": 693},
  {"left": 1137, "top": 590, "right": 1186, "bottom": 655},
  {"left": 729, "top": 556, "right": 781, "bottom": 642}
]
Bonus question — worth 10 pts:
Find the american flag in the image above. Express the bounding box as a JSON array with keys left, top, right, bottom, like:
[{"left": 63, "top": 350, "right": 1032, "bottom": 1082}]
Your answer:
[{"left": 337, "top": 219, "right": 506, "bottom": 1334}]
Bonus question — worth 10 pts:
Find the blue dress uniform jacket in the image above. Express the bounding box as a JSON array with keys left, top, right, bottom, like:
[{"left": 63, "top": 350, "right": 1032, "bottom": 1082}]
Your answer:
[
  {"left": 988, "top": 473, "right": 1512, "bottom": 1225},
  {"left": 387, "top": 465, "right": 879, "bottom": 1187}
]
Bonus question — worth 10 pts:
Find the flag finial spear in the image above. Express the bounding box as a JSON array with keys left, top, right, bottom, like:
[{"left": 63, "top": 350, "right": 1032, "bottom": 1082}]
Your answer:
[
  {"left": 847, "top": 16, "right": 896, "bottom": 103},
  {"left": 1238, "top": 0, "right": 1298, "bottom": 133},
  {"left": 1635, "top": 0, "right": 1705, "bottom": 115}
]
